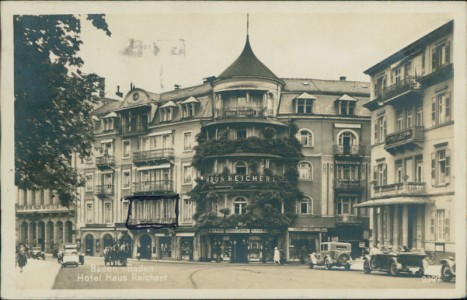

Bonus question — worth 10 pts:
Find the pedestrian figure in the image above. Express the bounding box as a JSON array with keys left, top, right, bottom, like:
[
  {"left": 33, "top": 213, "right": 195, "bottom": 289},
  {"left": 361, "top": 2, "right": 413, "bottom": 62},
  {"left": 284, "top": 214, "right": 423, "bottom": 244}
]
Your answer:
[
  {"left": 17, "top": 243, "right": 28, "bottom": 272},
  {"left": 274, "top": 247, "right": 281, "bottom": 265}
]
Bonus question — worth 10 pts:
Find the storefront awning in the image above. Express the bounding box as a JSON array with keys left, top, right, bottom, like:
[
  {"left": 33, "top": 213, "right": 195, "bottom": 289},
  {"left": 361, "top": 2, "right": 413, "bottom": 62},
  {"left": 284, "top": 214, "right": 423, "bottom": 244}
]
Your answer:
[{"left": 354, "top": 196, "right": 433, "bottom": 208}]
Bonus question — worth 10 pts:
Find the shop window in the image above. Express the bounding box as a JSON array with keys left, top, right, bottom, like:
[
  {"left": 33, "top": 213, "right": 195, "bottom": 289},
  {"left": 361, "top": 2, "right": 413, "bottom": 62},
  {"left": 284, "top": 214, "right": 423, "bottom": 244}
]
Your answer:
[
  {"left": 289, "top": 234, "right": 317, "bottom": 262},
  {"left": 234, "top": 197, "right": 247, "bottom": 215},
  {"left": 298, "top": 162, "right": 312, "bottom": 180},
  {"left": 296, "top": 129, "right": 313, "bottom": 147}
]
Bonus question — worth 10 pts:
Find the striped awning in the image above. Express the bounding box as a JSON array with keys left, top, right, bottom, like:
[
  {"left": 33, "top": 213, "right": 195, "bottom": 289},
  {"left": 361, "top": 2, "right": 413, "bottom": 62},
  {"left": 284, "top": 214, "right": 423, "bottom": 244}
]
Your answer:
[{"left": 355, "top": 197, "right": 434, "bottom": 208}]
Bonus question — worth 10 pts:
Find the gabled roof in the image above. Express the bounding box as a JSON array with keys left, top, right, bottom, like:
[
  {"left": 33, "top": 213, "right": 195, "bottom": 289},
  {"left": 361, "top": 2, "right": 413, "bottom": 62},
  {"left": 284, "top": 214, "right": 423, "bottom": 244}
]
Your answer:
[
  {"left": 337, "top": 94, "right": 358, "bottom": 101},
  {"left": 160, "top": 100, "right": 177, "bottom": 108},
  {"left": 218, "top": 35, "right": 279, "bottom": 80},
  {"left": 296, "top": 92, "right": 316, "bottom": 99},
  {"left": 181, "top": 96, "right": 200, "bottom": 104}
]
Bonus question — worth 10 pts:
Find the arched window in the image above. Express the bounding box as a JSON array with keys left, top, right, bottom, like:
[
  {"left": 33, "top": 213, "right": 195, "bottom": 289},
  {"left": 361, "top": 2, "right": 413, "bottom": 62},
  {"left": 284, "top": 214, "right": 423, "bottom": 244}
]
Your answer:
[
  {"left": 296, "top": 129, "right": 314, "bottom": 147},
  {"left": 297, "top": 197, "right": 313, "bottom": 215},
  {"left": 235, "top": 161, "right": 247, "bottom": 175},
  {"left": 298, "top": 161, "right": 313, "bottom": 180},
  {"left": 234, "top": 197, "right": 247, "bottom": 215},
  {"left": 337, "top": 130, "right": 358, "bottom": 155}
]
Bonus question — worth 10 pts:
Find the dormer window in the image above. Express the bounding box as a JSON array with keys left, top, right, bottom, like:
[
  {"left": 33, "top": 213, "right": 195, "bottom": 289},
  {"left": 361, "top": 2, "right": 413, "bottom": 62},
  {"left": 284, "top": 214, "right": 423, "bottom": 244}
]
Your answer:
[
  {"left": 336, "top": 94, "right": 357, "bottom": 116},
  {"left": 160, "top": 101, "right": 177, "bottom": 122},
  {"left": 295, "top": 92, "right": 315, "bottom": 114},
  {"left": 102, "top": 112, "right": 117, "bottom": 131},
  {"left": 181, "top": 96, "right": 199, "bottom": 119}
]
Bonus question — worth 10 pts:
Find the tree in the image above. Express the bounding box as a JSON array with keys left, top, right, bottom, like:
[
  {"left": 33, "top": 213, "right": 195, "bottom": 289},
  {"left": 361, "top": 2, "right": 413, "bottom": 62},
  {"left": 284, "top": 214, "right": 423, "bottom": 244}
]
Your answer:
[{"left": 14, "top": 14, "right": 111, "bottom": 206}]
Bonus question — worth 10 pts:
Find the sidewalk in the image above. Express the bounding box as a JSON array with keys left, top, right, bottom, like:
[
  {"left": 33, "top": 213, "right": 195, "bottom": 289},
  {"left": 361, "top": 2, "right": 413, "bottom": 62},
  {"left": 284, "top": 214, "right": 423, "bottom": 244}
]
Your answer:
[{"left": 16, "top": 258, "right": 62, "bottom": 290}]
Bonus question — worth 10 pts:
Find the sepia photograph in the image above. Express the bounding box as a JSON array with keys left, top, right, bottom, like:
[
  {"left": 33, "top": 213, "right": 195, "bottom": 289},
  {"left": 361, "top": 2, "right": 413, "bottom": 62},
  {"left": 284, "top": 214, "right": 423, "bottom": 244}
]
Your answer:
[{"left": 1, "top": 1, "right": 466, "bottom": 299}]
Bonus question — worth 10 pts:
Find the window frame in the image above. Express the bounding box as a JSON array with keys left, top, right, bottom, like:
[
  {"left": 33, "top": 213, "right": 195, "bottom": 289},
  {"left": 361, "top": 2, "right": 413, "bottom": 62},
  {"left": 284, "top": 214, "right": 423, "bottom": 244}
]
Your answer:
[
  {"left": 85, "top": 173, "right": 94, "bottom": 192},
  {"left": 183, "top": 131, "right": 193, "bottom": 151},
  {"left": 122, "top": 140, "right": 131, "bottom": 158},
  {"left": 296, "top": 98, "right": 313, "bottom": 114},
  {"left": 233, "top": 197, "right": 248, "bottom": 215},
  {"left": 297, "top": 196, "right": 313, "bottom": 215},
  {"left": 296, "top": 129, "right": 314, "bottom": 147},
  {"left": 122, "top": 170, "right": 131, "bottom": 190},
  {"left": 298, "top": 161, "right": 313, "bottom": 181}
]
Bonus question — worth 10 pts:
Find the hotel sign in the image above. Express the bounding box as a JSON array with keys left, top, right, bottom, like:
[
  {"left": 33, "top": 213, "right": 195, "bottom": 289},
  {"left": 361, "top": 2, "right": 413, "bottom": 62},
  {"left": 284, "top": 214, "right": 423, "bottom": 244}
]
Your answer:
[{"left": 204, "top": 175, "right": 273, "bottom": 183}]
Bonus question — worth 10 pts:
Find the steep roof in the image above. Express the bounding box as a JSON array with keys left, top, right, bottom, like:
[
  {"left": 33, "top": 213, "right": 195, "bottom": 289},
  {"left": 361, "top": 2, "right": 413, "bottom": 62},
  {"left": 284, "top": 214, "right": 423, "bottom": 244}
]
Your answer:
[
  {"left": 282, "top": 78, "right": 370, "bottom": 96},
  {"left": 218, "top": 35, "right": 279, "bottom": 80}
]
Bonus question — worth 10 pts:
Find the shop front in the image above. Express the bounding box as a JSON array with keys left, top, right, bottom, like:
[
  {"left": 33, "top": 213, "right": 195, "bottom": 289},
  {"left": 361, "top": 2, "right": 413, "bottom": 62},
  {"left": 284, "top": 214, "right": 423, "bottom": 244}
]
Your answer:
[
  {"left": 287, "top": 228, "right": 322, "bottom": 263},
  {"left": 200, "top": 228, "right": 280, "bottom": 263}
]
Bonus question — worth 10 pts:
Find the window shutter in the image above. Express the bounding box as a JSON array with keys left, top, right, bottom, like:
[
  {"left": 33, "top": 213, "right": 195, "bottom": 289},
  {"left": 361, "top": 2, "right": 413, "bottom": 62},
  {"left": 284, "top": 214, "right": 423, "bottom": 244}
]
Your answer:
[
  {"left": 383, "top": 164, "right": 387, "bottom": 185},
  {"left": 431, "top": 47, "right": 437, "bottom": 69},
  {"left": 444, "top": 210, "right": 450, "bottom": 241},
  {"left": 431, "top": 97, "right": 436, "bottom": 126},
  {"left": 431, "top": 152, "right": 436, "bottom": 186},
  {"left": 445, "top": 41, "right": 451, "bottom": 64},
  {"left": 374, "top": 123, "right": 378, "bottom": 141},
  {"left": 430, "top": 209, "right": 436, "bottom": 240},
  {"left": 445, "top": 92, "right": 451, "bottom": 121},
  {"left": 445, "top": 149, "right": 451, "bottom": 183},
  {"left": 383, "top": 118, "right": 387, "bottom": 138}
]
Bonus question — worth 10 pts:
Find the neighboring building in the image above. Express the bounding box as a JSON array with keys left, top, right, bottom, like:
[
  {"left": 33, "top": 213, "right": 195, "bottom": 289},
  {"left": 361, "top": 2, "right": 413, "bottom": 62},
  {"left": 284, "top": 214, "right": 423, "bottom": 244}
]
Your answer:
[
  {"left": 76, "top": 31, "right": 372, "bottom": 261},
  {"left": 15, "top": 188, "right": 76, "bottom": 253},
  {"left": 358, "top": 21, "right": 454, "bottom": 254}
]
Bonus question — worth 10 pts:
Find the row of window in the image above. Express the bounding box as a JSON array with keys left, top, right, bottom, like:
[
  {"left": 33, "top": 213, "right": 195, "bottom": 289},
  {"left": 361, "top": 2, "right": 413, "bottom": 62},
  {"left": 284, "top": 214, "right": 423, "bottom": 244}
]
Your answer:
[
  {"left": 295, "top": 98, "right": 357, "bottom": 116},
  {"left": 373, "top": 147, "right": 451, "bottom": 186},
  {"left": 297, "top": 129, "right": 359, "bottom": 148}
]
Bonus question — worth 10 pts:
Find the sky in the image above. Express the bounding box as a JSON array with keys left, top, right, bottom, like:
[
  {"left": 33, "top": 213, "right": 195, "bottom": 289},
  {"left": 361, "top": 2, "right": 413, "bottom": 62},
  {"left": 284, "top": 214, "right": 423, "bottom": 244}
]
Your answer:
[{"left": 77, "top": 8, "right": 453, "bottom": 98}]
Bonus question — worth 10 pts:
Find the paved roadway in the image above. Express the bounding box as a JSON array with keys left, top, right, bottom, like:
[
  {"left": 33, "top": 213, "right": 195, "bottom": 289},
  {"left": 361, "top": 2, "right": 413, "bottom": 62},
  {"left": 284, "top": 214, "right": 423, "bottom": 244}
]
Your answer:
[{"left": 51, "top": 256, "right": 453, "bottom": 289}]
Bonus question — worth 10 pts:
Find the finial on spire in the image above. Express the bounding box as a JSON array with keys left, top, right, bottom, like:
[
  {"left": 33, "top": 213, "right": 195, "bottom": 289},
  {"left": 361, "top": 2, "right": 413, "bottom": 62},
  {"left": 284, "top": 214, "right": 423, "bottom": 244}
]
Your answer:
[{"left": 247, "top": 13, "right": 249, "bottom": 36}]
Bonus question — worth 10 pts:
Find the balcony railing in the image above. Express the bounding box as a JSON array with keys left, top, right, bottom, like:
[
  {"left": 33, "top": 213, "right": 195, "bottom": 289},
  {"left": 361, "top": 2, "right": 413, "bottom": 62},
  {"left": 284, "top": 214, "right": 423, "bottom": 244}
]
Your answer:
[
  {"left": 418, "top": 63, "right": 453, "bottom": 87},
  {"left": 127, "top": 217, "right": 177, "bottom": 226},
  {"left": 120, "top": 123, "right": 149, "bottom": 137},
  {"left": 133, "top": 148, "right": 174, "bottom": 165},
  {"left": 16, "top": 204, "right": 75, "bottom": 213},
  {"left": 217, "top": 106, "right": 266, "bottom": 118},
  {"left": 384, "top": 126, "right": 424, "bottom": 154},
  {"left": 373, "top": 181, "right": 426, "bottom": 197},
  {"left": 96, "top": 156, "right": 115, "bottom": 169},
  {"left": 375, "top": 75, "right": 421, "bottom": 102},
  {"left": 336, "top": 215, "right": 364, "bottom": 224},
  {"left": 334, "top": 179, "right": 365, "bottom": 190},
  {"left": 333, "top": 145, "right": 366, "bottom": 157},
  {"left": 96, "top": 184, "right": 114, "bottom": 196},
  {"left": 133, "top": 180, "right": 174, "bottom": 195}
]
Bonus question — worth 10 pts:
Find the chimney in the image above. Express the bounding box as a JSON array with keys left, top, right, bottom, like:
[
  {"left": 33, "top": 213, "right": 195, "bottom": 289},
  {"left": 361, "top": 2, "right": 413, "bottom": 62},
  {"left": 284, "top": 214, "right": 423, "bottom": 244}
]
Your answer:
[
  {"left": 339, "top": 76, "right": 347, "bottom": 81},
  {"left": 115, "top": 85, "right": 123, "bottom": 98}
]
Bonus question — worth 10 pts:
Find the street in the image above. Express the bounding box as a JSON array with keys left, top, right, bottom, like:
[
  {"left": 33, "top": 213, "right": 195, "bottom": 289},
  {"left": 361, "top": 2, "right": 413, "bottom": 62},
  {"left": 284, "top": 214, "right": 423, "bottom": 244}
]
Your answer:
[{"left": 47, "top": 256, "right": 453, "bottom": 289}]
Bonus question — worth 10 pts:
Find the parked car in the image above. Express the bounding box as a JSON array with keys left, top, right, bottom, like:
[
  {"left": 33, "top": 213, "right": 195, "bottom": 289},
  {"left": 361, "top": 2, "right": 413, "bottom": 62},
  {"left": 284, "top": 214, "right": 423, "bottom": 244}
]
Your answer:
[
  {"left": 363, "top": 248, "right": 427, "bottom": 277},
  {"left": 64, "top": 244, "right": 84, "bottom": 265},
  {"left": 308, "top": 242, "right": 352, "bottom": 271},
  {"left": 30, "top": 247, "right": 45, "bottom": 260},
  {"left": 61, "top": 249, "right": 80, "bottom": 267},
  {"left": 440, "top": 256, "right": 455, "bottom": 282}
]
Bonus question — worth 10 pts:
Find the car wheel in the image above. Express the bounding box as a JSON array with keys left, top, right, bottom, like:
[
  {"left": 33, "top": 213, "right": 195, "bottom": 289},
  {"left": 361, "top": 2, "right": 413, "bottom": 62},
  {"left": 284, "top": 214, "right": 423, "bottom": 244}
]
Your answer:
[
  {"left": 389, "top": 261, "right": 398, "bottom": 276},
  {"left": 325, "top": 258, "right": 332, "bottom": 270},
  {"left": 441, "top": 265, "right": 452, "bottom": 282},
  {"left": 364, "top": 261, "right": 371, "bottom": 274},
  {"left": 345, "top": 264, "right": 351, "bottom": 271},
  {"left": 415, "top": 268, "right": 424, "bottom": 277}
]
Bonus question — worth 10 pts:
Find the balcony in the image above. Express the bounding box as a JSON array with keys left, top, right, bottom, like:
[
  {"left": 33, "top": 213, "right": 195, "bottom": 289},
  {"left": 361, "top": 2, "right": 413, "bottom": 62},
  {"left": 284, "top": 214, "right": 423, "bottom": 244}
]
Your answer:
[
  {"left": 373, "top": 181, "right": 426, "bottom": 198},
  {"left": 133, "top": 180, "right": 175, "bottom": 196},
  {"left": 133, "top": 148, "right": 174, "bottom": 166},
  {"left": 127, "top": 217, "right": 177, "bottom": 226},
  {"left": 333, "top": 145, "right": 366, "bottom": 158},
  {"left": 375, "top": 76, "right": 422, "bottom": 104},
  {"left": 217, "top": 106, "right": 266, "bottom": 118},
  {"left": 120, "top": 123, "right": 149, "bottom": 137},
  {"left": 418, "top": 63, "right": 453, "bottom": 87},
  {"left": 16, "top": 204, "right": 75, "bottom": 213},
  {"left": 96, "top": 155, "right": 115, "bottom": 169},
  {"left": 96, "top": 184, "right": 114, "bottom": 198},
  {"left": 334, "top": 179, "right": 365, "bottom": 191},
  {"left": 384, "top": 126, "right": 424, "bottom": 155}
]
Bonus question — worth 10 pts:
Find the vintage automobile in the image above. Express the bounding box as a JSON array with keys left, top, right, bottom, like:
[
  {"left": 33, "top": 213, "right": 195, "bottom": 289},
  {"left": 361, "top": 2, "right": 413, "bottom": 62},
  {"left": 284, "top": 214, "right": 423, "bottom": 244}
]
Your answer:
[
  {"left": 61, "top": 249, "right": 80, "bottom": 267},
  {"left": 308, "top": 242, "right": 352, "bottom": 271},
  {"left": 30, "top": 247, "right": 45, "bottom": 260},
  {"left": 440, "top": 256, "right": 455, "bottom": 282},
  {"left": 363, "top": 248, "right": 427, "bottom": 277},
  {"left": 64, "top": 244, "right": 84, "bottom": 265}
]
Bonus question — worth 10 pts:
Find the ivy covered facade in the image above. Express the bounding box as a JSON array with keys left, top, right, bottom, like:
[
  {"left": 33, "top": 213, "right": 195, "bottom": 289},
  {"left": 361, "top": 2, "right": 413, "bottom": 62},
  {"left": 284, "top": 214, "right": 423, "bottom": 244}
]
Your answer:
[{"left": 76, "top": 32, "right": 373, "bottom": 263}]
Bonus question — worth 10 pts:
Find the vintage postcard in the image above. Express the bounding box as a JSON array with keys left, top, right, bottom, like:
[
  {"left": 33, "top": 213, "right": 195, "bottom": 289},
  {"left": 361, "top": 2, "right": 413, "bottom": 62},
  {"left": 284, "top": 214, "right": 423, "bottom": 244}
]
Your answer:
[{"left": 1, "top": 1, "right": 466, "bottom": 299}]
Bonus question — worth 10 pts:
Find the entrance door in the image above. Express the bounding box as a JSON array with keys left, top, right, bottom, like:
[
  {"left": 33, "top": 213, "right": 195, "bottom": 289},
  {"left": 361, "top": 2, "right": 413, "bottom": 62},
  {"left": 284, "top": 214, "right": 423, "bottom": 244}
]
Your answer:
[
  {"left": 140, "top": 234, "right": 152, "bottom": 259},
  {"left": 85, "top": 235, "right": 94, "bottom": 256},
  {"left": 232, "top": 236, "right": 248, "bottom": 263}
]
